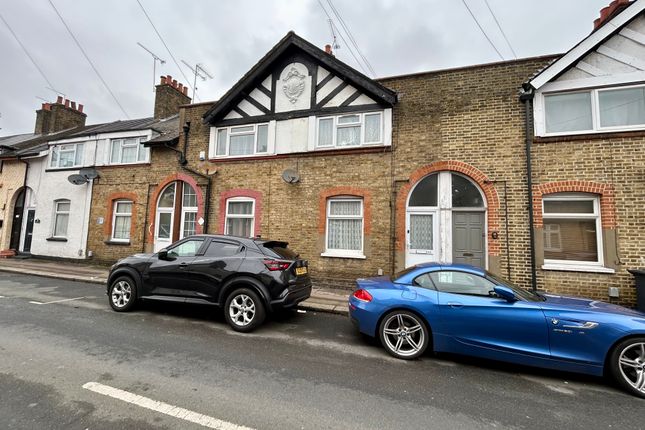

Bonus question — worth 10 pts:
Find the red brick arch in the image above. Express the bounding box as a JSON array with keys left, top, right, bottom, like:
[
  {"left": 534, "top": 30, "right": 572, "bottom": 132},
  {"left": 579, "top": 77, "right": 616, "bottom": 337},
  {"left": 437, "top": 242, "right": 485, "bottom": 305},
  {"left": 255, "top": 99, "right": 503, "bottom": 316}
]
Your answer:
[
  {"left": 104, "top": 191, "right": 138, "bottom": 240},
  {"left": 318, "top": 187, "right": 372, "bottom": 235},
  {"left": 395, "top": 160, "right": 500, "bottom": 255},
  {"left": 147, "top": 173, "right": 205, "bottom": 244},
  {"left": 532, "top": 181, "right": 616, "bottom": 228}
]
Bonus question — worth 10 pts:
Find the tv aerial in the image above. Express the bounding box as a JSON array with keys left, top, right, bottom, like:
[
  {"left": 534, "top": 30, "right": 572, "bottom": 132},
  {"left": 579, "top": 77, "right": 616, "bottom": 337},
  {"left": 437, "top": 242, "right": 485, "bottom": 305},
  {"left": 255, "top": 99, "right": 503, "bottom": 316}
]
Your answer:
[
  {"left": 327, "top": 19, "right": 341, "bottom": 51},
  {"left": 138, "top": 42, "right": 166, "bottom": 92},
  {"left": 182, "top": 60, "right": 213, "bottom": 101}
]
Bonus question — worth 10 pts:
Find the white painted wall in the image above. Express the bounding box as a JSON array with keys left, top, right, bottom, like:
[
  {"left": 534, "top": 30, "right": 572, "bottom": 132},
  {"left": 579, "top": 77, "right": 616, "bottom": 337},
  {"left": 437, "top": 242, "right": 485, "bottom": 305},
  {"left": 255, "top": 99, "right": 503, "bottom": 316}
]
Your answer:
[{"left": 23, "top": 129, "right": 155, "bottom": 259}]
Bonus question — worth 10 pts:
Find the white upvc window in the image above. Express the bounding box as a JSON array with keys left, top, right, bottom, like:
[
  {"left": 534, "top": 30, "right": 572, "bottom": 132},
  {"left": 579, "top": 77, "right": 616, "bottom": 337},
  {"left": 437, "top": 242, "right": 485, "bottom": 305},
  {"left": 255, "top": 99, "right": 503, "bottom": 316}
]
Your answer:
[
  {"left": 110, "top": 137, "right": 149, "bottom": 164},
  {"left": 180, "top": 184, "right": 198, "bottom": 239},
  {"left": 225, "top": 197, "right": 255, "bottom": 237},
  {"left": 540, "top": 84, "right": 645, "bottom": 136},
  {"left": 542, "top": 193, "right": 607, "bottom": 271},
  {"left": 317, "top": 112, "right": 383, "bottom": 148},
  {"left": 53, "top": 199, "right": 71, "bottom": 238},
  {"left": 111, "top": 200, "right": 132, "bottom": 242},
  {"left": 323, "top": 197, "right": 365, "bottom": 259},
  {"left": 214, "top": 124, "right": 269, "bottom": 157},
  {"left": 50, "top": 143, "right": 84, "bottom": 168}
]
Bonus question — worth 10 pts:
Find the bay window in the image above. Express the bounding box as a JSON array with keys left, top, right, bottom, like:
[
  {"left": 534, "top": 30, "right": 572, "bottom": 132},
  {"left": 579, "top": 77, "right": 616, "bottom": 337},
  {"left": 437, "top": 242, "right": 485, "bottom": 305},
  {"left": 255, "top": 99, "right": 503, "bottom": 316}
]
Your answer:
[
  {"left": 542, "top": 194, "right": 602, "bottom": 267},
  {"left": 324, "top": 197, "right": 364, "bottom": 258},
  {"left": 317, "top": 112, "right": 382, "bottom": 148}
]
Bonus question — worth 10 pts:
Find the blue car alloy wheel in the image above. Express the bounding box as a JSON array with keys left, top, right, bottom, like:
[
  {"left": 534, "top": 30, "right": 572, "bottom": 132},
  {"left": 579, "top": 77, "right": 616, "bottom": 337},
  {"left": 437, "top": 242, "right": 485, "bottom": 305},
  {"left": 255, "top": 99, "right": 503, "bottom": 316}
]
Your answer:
[{"left": 379, "top": 310, "right": 429, "bottom": 359}]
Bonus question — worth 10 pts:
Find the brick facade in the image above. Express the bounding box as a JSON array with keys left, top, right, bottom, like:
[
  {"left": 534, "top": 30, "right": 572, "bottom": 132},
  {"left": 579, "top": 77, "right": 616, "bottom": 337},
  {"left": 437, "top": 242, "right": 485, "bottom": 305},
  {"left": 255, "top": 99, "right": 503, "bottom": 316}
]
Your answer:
[{"left": 0, "top": 160, "right": 27, "bottom": 252}]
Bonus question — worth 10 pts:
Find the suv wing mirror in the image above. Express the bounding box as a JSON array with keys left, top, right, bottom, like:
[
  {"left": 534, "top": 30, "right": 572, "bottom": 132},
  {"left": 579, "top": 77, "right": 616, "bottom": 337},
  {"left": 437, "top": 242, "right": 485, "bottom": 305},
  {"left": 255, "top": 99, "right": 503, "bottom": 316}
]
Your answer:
[{"left": 158, "top": 249, "right": 168, "bottom": 260}]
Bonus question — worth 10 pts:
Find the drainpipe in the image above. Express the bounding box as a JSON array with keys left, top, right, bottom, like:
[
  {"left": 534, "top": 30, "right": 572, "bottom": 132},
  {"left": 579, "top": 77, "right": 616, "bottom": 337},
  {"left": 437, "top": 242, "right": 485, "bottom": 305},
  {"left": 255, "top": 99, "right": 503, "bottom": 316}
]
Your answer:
[{"left": 520, "top": 87, "right": 537, "bottom": 292}]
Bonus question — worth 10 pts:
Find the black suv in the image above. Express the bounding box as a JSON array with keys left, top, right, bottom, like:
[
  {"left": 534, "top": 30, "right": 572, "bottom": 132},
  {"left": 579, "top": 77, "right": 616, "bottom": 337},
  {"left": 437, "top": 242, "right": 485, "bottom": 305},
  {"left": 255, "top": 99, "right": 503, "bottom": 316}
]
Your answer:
[{"left": 106, "top": 235, "right": 311, "bottom": 332}]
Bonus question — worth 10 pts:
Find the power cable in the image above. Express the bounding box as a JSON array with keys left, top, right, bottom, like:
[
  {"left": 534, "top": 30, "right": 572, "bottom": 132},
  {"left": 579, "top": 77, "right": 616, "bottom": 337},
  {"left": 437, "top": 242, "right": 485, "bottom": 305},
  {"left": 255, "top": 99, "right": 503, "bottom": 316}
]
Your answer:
[
  {"left": 135, "top": 0, "right": 199, "bottom": 101},
  {"left": 484, "top": 0, "right": 517, "bottom": 59},
  {"left": 0, "top": 10, "right": 56, "bottom": 90},
  {"left": 47, "top": 0, "right": 130, "bottom": 117},
  {"left": 461, "top": 0, "right": 504, "bottom": 61},
  {"left": 316, "top": 0, "right": 368, "bottom": 75},
  {"left": 325, "top": 0, "right": 376, "bottom": 77}
]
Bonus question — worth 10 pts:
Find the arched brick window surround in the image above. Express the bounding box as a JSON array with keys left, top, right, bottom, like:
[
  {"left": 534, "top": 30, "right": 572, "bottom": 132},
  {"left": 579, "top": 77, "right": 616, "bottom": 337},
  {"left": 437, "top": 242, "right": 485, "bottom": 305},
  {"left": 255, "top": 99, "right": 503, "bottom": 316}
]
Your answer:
[
  {"left": 395, "top": 161, "right": 500, "bottom": 255},
  {"left": 533, "top": 181, "right": 616, "bottom": 228},
  {"left": 147, "top": 173, "right": 205, "bottom": 244},
  {"left": 318, "top": 187, "right": 372, "bottom": 235},
  {"left": 219, "top": 189, "right": 263, "bottom": 236},
  {"left": 104, "top": 191, "right": 138, "bottom": 241}
]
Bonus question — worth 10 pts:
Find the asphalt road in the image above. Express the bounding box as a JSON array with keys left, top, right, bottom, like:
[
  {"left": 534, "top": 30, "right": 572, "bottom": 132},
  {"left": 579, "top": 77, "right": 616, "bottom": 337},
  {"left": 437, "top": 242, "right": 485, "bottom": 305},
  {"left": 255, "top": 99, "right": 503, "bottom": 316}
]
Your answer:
[{"left": 0, "top": 272, "right": 643, "bottom": 430}]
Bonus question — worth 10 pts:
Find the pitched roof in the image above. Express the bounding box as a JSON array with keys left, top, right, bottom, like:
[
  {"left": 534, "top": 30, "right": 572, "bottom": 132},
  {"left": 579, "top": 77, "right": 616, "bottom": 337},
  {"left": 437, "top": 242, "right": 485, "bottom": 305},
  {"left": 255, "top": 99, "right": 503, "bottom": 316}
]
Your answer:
[
  {"left": 528, "top": 0, "right": 645, "bottom": 89},
  {"left": 145, "top": 114, "right": 180, "bottom": 146},
  {"left": 202, "top": 31, "right": 397, "bottom": 124}
]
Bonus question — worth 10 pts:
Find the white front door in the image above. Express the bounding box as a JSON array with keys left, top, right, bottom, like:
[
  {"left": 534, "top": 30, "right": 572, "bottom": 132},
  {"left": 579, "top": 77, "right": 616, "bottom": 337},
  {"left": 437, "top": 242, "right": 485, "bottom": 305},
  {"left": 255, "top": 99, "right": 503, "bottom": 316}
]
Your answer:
[
  {"left": 154, "top": 183, "right": 177, "bottom": 252},
  {"left": 406, "top": 210, "right": 439, "bottom": 267},
  {"left": 154, "top": 210, "right": 174, "bottom": 252}
]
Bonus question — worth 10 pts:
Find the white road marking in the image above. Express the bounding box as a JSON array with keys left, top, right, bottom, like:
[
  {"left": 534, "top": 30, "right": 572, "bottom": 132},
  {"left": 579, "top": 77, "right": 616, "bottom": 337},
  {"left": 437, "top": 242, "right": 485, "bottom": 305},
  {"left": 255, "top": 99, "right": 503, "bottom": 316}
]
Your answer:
[
  {"left": 296, "top": 309, "right": 307, "bottom": 313},
  {"left": 0, "top": 295, "right": 5, "bottom": 298},
  {"left": 28, "top": 296, "right": 86, "bottom": 305},
  {"left": 82, "top": 382, "right": 254, "bottom": 430}
]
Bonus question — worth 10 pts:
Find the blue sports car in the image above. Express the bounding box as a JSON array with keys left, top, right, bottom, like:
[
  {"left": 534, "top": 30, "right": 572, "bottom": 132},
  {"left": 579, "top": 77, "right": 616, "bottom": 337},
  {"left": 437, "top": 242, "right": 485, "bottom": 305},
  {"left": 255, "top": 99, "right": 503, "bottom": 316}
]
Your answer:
[{"left": 348, "top": 263, "right": 645, "bottom": 398}]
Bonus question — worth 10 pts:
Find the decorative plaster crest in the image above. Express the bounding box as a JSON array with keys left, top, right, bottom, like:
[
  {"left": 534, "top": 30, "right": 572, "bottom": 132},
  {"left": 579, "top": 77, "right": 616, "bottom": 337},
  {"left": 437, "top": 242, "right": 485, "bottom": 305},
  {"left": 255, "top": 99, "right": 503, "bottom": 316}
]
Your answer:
[{"left": 282, "top": 67, "right": 306, "bottom": 103}]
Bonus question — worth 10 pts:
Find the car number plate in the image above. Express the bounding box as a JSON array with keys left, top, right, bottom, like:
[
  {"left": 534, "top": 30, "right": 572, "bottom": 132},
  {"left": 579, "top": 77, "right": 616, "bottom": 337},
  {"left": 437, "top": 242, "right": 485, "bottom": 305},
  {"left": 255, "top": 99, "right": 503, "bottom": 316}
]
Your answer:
[{"left": 295, "top": 267, "right": 308, "bottom": 276}]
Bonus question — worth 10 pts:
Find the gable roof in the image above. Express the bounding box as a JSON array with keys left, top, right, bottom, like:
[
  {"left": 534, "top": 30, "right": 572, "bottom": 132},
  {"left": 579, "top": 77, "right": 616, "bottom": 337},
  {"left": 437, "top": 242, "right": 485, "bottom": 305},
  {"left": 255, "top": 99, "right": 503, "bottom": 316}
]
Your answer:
[
  {"left": 528, "top": 0, "right": 645, "bottom": 89},
  {"left": 202, "top": 31, "right": 397, "bottom": 124}
]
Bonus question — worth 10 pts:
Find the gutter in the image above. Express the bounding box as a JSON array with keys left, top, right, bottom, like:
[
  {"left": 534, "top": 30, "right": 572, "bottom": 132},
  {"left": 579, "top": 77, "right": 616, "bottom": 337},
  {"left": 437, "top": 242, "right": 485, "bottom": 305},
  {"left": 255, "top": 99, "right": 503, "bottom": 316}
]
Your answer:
[{"left": 520, "top": 87, "right": 538, "bottom": 292}]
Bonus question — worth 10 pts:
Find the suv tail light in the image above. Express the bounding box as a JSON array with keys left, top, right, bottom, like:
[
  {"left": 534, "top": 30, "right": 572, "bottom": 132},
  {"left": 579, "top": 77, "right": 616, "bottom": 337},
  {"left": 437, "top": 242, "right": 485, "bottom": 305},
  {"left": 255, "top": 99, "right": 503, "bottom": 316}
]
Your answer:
[
  {"left": 352, "top": 289, "right": 373, "bottom": 303},
  {"left": 263, "top": 259, "right": 291, "bottom": 271}
]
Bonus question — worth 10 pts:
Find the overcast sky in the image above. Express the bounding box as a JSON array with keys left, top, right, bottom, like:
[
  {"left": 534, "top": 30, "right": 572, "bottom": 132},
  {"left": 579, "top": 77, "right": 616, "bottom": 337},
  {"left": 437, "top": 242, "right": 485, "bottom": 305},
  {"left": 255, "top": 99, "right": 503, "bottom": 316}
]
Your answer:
[{"left": 0, "top": 0, "right": 611, "bottom": 136}]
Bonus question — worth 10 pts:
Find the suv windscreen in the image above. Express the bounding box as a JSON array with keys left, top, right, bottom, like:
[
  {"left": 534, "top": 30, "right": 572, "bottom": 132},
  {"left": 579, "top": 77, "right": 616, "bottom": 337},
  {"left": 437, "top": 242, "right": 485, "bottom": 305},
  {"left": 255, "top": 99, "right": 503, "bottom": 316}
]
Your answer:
[{"left": 259, "top": 242, "right": 298, "bottom": 260}]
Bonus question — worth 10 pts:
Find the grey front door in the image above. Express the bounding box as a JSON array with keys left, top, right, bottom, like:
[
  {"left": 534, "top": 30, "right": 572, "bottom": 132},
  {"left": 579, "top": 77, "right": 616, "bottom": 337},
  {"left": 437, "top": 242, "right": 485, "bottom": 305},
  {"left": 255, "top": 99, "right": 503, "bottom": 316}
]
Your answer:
[
  {"left": 23, "top": 209, "right": 35, "bottom": 252},
  {"left": 452, "top": 212, "right": 485, "bottom": 268}
]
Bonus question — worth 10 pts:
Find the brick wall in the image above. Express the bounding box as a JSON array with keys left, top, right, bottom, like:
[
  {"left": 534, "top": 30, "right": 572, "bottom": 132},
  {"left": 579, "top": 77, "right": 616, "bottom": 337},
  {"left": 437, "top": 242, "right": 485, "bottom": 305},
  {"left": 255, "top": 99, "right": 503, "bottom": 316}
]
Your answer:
[
  {"left": 380, "top": 56, "right": 558, "bottom": 288},
  {"left": 531, "top": 134, "right": 645, "bottom": 305}
]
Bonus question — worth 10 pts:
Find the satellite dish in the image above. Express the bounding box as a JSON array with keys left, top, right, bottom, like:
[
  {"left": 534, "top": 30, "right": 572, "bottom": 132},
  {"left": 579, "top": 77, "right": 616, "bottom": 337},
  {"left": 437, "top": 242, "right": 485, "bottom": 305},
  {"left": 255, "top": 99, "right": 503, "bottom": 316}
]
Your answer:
[
  {"left": 68, "top": 174, "right": 88, "bottom": 185},
  {"left": 79, "top": 167, "right": 99, "bottom": 180},
  {"left": 281, "top": 168, "right": 300, "bottom": 184}
]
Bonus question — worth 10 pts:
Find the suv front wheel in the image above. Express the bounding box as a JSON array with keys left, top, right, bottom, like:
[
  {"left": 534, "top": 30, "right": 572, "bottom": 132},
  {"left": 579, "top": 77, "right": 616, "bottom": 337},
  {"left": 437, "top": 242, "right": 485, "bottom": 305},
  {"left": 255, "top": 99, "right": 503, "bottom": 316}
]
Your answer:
[{"left": 224, "top": 288, "right": 266, "bottom": 332}]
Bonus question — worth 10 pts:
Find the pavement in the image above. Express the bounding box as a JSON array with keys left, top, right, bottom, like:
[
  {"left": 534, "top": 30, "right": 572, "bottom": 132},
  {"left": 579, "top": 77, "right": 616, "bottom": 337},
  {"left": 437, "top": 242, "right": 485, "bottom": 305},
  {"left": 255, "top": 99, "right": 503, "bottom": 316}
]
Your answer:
[
  {"left": 1, "top": 272, "right": 642, "bottom": 430},
  {"left": 0, "top": 256, "right": 350, "bottom": 315}
]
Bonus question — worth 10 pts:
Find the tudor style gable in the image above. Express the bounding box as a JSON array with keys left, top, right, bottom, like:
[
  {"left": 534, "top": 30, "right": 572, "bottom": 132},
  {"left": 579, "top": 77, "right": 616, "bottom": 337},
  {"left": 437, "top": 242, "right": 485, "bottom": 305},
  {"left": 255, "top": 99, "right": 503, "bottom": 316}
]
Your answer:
[
  {"left": 529, "top": 0, "right": 645, "bottom": 137},
  {"left": 204, "top": 32, "right": 396, "bottom": 159}
]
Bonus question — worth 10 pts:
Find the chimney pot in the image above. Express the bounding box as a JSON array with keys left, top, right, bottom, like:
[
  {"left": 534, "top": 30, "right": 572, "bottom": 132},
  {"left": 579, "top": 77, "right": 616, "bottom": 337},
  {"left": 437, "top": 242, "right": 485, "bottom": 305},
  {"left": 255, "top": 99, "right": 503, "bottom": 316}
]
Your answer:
[
  {"left": 160, "top": 76, "right": 166, "bottom": 85},
  {"left": 178, "top": 83, "right": 183, "bottom": 92},
  {"left": 78, "top": 104, "right": 84, "bottom": 113},
  {"left": 172, "top": 79, "right": 178, "bottom": 88},
  {"left": 182, "top": 87, "right": 188, "bottom": 96},
  {"left": 71, "top": 101, "right": 77, "bottom": 110},
  {"left": 64, "top": 99, "right": 70, "bottom": 108},
  {"left": 324, "top": 44, "right": 332, "bottom": 54},
  {"left": 56, "top": 95, "right": 63, "bottom": 104}
]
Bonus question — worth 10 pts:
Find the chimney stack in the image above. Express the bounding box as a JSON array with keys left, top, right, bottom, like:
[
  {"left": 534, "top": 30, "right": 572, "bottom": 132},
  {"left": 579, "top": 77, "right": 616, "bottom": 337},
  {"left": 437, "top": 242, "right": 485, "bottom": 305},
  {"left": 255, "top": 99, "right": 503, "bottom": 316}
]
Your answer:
[
  {"left": 153, "top": 74, "right": 192, "bottom": 119},
  {"left": 594, "top": 0, "right": 632, "bottom": 30},
  {"left": 34, "top": 96, "right": 87, "bottom": 134}
]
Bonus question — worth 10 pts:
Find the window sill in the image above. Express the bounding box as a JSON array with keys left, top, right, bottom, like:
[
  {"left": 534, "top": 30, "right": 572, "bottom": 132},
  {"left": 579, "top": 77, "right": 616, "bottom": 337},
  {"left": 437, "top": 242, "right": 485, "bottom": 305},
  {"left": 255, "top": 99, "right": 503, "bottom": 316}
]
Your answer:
[
  {"left": 104, "top": 240, "right": 131, "bottom": 246},
  {"left": 321, "top": 252, "right": 366, "bottom": 260},
  {"left": 541, "top": 264, "right": 615, "bottom": 274},
  {"left": 46, "top": 237, "right": 67, "bottom": 242}
]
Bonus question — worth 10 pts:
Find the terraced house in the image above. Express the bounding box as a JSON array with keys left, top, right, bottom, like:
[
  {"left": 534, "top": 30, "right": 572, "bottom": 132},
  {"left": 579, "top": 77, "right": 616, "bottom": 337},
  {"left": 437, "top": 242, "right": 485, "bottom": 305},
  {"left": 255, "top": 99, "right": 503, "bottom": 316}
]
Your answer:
[{"left": 1, "top": 0, "right": 643, "bottom": 307}]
